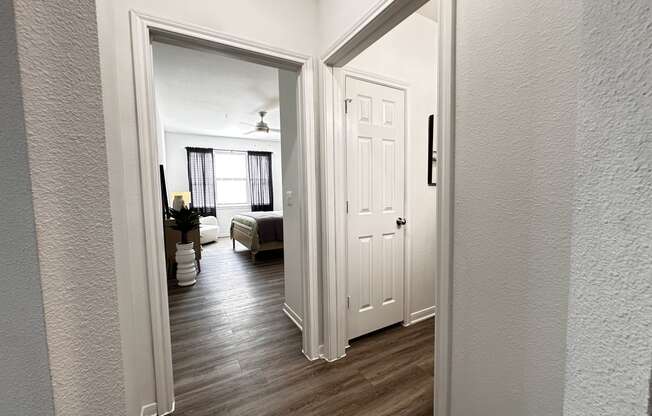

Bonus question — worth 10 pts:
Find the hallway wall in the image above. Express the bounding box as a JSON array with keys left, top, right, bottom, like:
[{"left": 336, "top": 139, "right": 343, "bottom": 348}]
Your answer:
[
  {"left": 5, "top": 0, "right": 126, "bottom": 415},
  {"left": 88, "top": 0, "right": 651, "bottom": 414},
  {"left": 0, "top": 1, "right": 55, "bottom": 415},
  {"left": 451, "top": 1, "right": 652, "bottom": 415},
  {"left": 451, "top": 0, "right": 578, "bottom": 414},
  {"left": 563, "top": 3, "right": 652, "bottom": 415}
]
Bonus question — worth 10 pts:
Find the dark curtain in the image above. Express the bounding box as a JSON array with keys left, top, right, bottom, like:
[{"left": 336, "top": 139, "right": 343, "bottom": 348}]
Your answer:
[
  {"left": 247, "top": 151, "right": 273, "bottom": 211},
  {"left": 186, "top": 147, "right": 216, "bottom": 216}
]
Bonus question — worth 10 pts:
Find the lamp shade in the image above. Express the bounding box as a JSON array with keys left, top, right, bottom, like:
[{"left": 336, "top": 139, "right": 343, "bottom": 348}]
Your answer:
[{"left": 170, "top": 191, "right": 191, "bottom": 208}]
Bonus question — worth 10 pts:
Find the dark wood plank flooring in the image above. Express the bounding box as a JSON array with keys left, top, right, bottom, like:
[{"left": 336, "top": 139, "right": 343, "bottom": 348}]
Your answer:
[{"left": 167, "top": 238, "right": 434, "bottom": 416}]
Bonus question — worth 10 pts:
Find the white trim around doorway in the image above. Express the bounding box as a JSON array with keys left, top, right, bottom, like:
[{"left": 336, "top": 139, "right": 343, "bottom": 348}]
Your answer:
[
  {"left": 435, "top": 1, "right": 456, "bottom": 415},
  {"left": 129, "top": 11, "right": 321, "bottom": 414}
]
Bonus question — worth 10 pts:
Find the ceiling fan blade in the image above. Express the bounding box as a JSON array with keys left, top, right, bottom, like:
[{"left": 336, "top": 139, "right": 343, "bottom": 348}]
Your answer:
[
  {"left": 269, "top": 128, "right": 281, "bottom": 133},
  {"left": 243, "top": 129, "right": 258, "bottom": 135}
]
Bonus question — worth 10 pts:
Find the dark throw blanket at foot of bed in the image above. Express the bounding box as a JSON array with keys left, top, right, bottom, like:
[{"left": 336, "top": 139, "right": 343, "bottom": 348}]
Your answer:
[{"left": 239, "top": 211, "right": 283, "bottom": 243}]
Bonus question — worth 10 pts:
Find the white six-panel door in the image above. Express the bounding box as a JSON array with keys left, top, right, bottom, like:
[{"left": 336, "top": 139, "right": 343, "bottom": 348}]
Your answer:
[{"left": 346, "top": 76, "right": 406, "bottom": 340}]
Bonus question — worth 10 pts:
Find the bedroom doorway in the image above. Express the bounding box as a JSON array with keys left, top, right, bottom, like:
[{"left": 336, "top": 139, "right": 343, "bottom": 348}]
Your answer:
[
  {"left": 151, "top": 39, "right": 310, "bottom": 413},
  {"left": 130, "top": 12, "right": 320, "bottom": 413}
]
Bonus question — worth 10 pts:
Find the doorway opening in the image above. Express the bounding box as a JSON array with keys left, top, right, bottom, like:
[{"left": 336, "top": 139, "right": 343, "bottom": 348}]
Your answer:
[
  {"left": 319, "top": 0, "right": 454, "bottom": 414},
  {"left": 341, "top": 0, "right": 437, "bottom": 359},
  {"left": 323, "top": 0, "right": 438, "bottom": 347},
  {"left": 316, "top": 0, "right": 442, "bottom": 413},
  {"left": 151, "top": 40, "right": 311, "bottom": 414},
  {"left": 130, "top": 12, "right": 320, "bottom": 414}
]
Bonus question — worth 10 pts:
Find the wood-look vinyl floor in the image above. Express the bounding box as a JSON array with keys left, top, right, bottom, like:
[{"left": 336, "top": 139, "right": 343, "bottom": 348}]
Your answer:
[{"left": 167, "top": 238, "right": 434, "bottom": 416}]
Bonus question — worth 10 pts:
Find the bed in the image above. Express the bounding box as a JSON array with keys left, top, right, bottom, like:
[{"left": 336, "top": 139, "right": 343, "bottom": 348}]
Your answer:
[{"left": 230, "top": 211, "right": 284, "bottom": 257}]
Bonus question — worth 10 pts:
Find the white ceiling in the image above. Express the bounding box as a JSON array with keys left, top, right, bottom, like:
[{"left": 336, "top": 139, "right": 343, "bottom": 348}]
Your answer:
[
  {"left": 152, "top": 41, "right": 281, "bottom": 141},
  {"left": 416, "top": 0, "right": 438, "bottom": 22}
]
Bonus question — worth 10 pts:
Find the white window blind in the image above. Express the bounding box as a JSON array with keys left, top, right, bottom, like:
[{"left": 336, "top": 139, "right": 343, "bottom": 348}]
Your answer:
[{"left": 213, "top": 150, "right": 249, "bottom": 205}]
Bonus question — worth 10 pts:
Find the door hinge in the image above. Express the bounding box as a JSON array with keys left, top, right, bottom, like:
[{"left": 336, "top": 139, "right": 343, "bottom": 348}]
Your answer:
[
  {"left": 344, "top": 98, "right": 353, "bottom": 114},
  {"left": 346, "top": 200, "right": 349, "bottom": 213},
  {"left": 347, "top": 296, "right": 351, "bottom": 309}
]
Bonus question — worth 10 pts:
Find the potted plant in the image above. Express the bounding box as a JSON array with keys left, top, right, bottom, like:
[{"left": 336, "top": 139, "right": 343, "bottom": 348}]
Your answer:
[{"left": 170, "top": 207, "right": 200, "bottom": 287}]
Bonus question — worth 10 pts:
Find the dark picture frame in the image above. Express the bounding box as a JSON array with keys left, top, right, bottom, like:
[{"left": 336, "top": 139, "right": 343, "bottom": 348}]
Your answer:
[{"left": 427, "top": 114, "right": 437, "bottom": 186}]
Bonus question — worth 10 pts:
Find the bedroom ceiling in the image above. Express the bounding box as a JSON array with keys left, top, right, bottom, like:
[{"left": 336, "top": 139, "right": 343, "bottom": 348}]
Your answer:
[{"left": 152, "top": 41, "right": 281, "bottom": 141}]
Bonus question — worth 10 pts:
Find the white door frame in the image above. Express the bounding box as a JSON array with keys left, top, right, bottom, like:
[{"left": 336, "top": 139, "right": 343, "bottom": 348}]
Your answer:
[
  {"left": 433, "top": 1, "right": 456, "bottom": 414},
  {"left": 130, "top": 11, "right": 321, "bottom": 414},
  {"left": 319, "top": 0, "right": 456, "bottom": 415},
  {"left": 334, "top": 67, "right": 412, "bottom": 340}
]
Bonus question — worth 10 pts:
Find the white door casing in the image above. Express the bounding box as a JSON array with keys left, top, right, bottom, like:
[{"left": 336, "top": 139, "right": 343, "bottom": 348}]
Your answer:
[
  {"left": 346, "top": 76, "right": 406, "bottom": 340},
  {"left": 130, "top": 12, "right": 321, "bottom": 413}
]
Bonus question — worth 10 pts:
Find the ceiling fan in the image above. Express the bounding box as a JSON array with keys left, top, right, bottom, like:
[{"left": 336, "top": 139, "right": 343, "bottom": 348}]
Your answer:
[{"left": 241, "top": 110, "right": 280, "bottom": 135}]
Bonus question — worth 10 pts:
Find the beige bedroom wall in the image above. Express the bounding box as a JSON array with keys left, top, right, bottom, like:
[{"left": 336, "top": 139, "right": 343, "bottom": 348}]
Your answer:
[{"left": 164, "top": 131, "right": 284, "bottom": 235}]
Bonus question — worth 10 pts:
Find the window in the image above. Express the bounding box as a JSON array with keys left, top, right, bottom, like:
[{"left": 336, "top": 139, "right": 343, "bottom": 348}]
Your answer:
[{"left": 213, "top": 150, "right": 249, "bottom": 205}]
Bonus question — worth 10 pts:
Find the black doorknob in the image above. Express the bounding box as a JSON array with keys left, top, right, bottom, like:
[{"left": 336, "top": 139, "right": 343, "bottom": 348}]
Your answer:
[{"left": 396, "top": 217, "right": 407, "bottom": 227}]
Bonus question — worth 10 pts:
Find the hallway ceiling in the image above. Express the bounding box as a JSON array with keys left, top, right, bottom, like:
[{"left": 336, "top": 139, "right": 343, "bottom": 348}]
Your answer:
[{"left": 152, "top": 41, "right": 281, "bottom": 141}]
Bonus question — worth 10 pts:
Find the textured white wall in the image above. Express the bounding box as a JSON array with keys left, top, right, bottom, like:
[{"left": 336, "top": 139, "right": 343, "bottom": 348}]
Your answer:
[
  {"left": 347, "top": 13, "right": 438, "bottom": 319},
  {"left": 0, "top": 1, "right": 55, "bottom": 415},
  {"left": 10, "top": 0, "right": 127, "bottom": 415},
  {"left": 451, "top": 1, "right": 578, "bottom": 414},
  {"left": 95, "top": 1, "right": 319, "bottom": 413},
  {"left": 563, "top": 3, "right": 652, "bottom": 415}
]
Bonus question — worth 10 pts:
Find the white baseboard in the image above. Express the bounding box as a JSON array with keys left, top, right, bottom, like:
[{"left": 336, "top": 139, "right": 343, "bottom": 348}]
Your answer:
[
  {"left": 141, "top": 400, "right": 174, "bottom": 416},
  {"left": 314, "top": 343, "right": 348, "bottom": 362},
  {"left": 320, "top": 353, "right": 344, "bottom": 362},
  {"left": 282, "top": 302, "right": 303, "bottom": 331},
  {"left": 141, "top": 403, "right": 157, "bottom": 416},
  {"left": 405, "top": 306, "right": 435, "bottom": 326},
  {"left": 160, "top": 401, "right": 175, "bottom": 416},
  {"left": 303, "top": 348, "right": 320, "bottom": 361}
]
